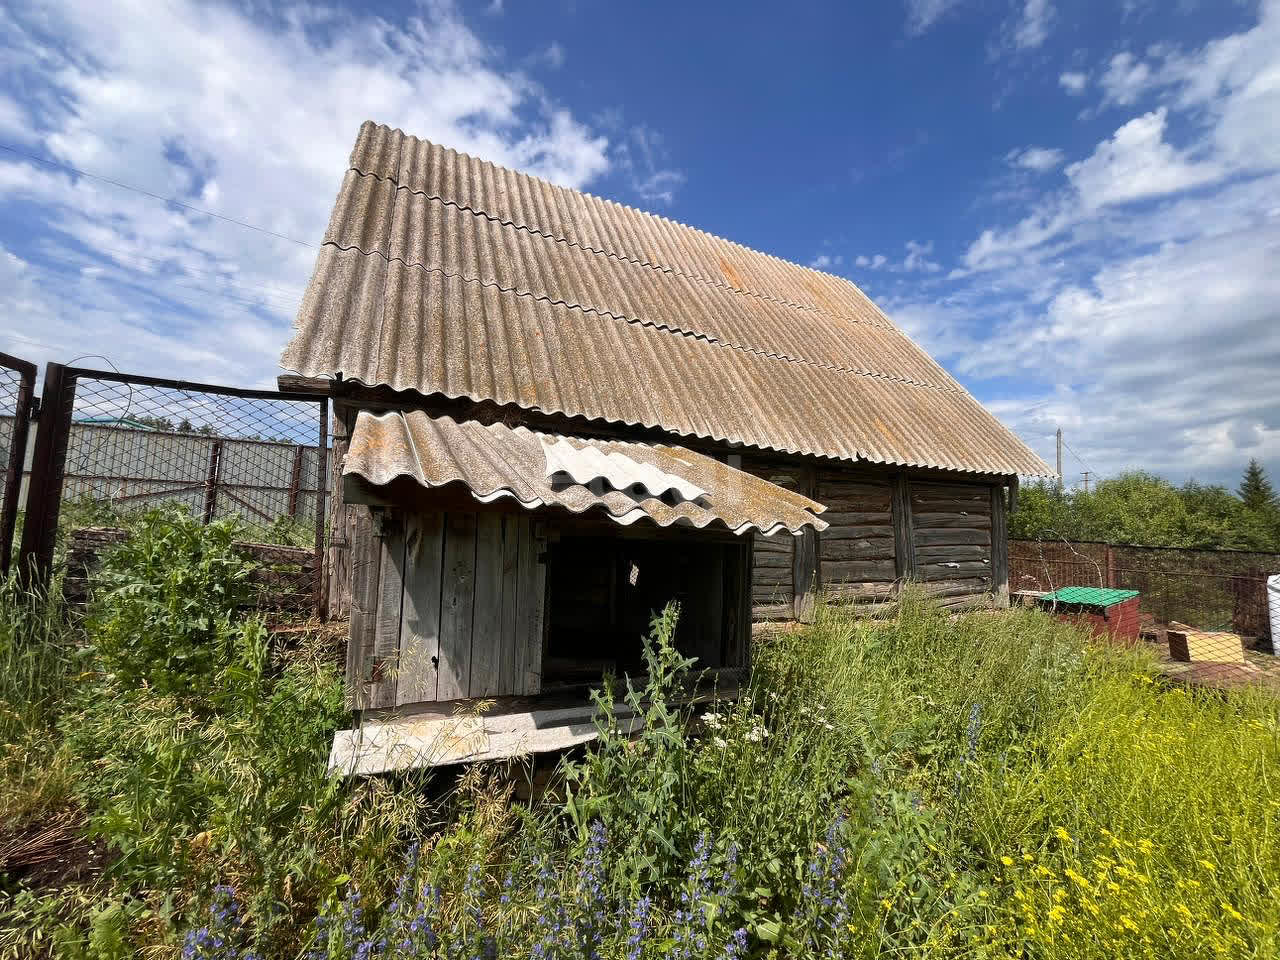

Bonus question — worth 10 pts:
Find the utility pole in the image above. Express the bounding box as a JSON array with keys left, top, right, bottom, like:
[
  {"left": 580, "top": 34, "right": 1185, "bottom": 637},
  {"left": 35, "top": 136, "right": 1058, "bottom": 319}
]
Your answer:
[
  {"left": 1081, "top": 471, "right": 1091, "bottom": 494},
  {"left": 1055, "top": 427, "right": 1063, "bottom": 494}
]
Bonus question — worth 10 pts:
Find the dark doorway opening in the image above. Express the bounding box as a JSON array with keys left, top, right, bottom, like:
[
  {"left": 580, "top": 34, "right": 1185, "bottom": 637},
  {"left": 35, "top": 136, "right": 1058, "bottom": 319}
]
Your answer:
[{"left": 542, "top": 533, "right": 748, "bottom": 690}]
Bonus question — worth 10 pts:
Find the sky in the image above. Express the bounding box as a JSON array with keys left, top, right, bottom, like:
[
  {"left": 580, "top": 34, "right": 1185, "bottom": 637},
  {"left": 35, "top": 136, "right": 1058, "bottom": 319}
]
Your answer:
[{"left": 0, "top": 0, "right": 1277, "bottom": 489}]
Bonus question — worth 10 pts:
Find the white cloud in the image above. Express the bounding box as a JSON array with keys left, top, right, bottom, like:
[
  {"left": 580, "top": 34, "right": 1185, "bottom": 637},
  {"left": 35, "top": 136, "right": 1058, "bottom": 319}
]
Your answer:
[
  {"left": 855, "top": 253, "right": 889, "bottom": 270},
  {"left": 612, "top": 124, "right": 685, "bottom": 207},
  {"left": 905, "top": 0, "right": 963, "bottom": 35},
  {"left": 541, "top": 42, "right": 565, "bottom": 69},
  {"left": 933, "top": 1, "right": 1280, "bottom": 482},
  {"left": 1013, "top": 0, "right": 1055, "bottom": 50},
  {"left": 809, "top": 254, "right": 843, "bottom": 270},
  {"left": 1065, "top": 108, "right": 1223, "bottom": 209},
  {"left": 1008, "top": 146, "right": 1065, "bottom": 172},
  {"left": 0, "top": 0, "right": 630, "bottom": 385},
  {"left": 1100, "top": 51, "right": 1155, "bottom": 106},
  {"left": 1059, "top": 71, "right": 1088, "bottom": 95},
  {"left": 902, "top": 240, "right": 941, "bottom": 272}
]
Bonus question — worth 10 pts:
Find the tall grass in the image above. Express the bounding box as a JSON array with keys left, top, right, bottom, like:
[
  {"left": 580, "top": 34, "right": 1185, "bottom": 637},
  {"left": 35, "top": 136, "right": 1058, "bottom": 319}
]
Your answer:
[
  {"left": 1, "top": 509, "right": 1277, "bottom": 959},
  {"left": 0, "top": 578, "right": 78, "bottom": 825}
]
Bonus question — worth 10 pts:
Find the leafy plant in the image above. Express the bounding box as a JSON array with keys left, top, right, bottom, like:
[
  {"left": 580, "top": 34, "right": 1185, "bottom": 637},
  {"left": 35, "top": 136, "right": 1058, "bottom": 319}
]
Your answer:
[{"left": 88, "top": 504, "right": 256, "bottom": 695}]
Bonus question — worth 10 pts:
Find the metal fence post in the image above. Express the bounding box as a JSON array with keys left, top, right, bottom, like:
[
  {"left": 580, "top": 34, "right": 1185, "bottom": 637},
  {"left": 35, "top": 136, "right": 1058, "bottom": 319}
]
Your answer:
[
  {"left": 18, "top": 363, "right": 77, "bottom": 589},
  {"left": 0, "top": 353, "right": 36, "bottom": 577}
]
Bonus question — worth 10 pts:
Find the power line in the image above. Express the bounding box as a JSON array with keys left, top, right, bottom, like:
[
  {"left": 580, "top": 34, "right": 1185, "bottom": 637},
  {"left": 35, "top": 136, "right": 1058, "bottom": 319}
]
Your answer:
[
  {"left": 0, "top": 141, "right": 316, "bottom": 249},
  {"left": 1060, "top": 435, "right": 1097, "bottom": 478}
]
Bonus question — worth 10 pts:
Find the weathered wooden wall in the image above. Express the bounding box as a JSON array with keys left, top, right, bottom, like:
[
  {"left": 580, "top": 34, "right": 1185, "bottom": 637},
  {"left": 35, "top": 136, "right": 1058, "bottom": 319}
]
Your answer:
[
  {"left": 347, "top": 507, "right": 547, "bottom": 709},
  {"left": 817, "top": 471, "right": 897, "bottom": 604},
  {"left": 909, "top": 481, "right": 996, "bottom": 601},
  {"left": 740, "top": 464, "right": 1010, "bottom": 619}
]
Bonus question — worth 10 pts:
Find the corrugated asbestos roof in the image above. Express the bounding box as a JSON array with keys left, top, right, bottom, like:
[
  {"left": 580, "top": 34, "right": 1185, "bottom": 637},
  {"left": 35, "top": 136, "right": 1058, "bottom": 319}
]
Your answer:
[
  {"left": 344, "top": 410, "right": 828, "bottom": 536},
  {"left": 283, "top": 121, "right": 1053, "bottom": 477}
]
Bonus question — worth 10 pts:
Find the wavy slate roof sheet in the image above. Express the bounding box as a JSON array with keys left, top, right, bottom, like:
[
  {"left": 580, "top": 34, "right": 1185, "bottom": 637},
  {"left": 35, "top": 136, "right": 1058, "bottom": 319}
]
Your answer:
[
  {"left": 345, "top": 410, "right": 828, "bottom": 536},
  {"left": 283, "top": 122, "right": 1052, "bottom": 477}
]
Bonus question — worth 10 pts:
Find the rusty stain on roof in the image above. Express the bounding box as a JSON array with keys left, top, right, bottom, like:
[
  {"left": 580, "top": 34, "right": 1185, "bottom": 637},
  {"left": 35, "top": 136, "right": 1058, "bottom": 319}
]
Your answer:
[
  {"left": 345, "top": 410, "right": 828, "bottom": 536},
  {"left": 284, "top": 122, "right": 1053, "bottom": 478}
]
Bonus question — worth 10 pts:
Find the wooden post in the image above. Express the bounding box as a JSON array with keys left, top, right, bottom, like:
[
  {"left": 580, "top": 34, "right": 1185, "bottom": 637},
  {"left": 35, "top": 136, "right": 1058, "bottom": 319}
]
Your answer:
[
  {"left": 990, "top": 483, "right": 1010, "bottom": 608},
  {"left": 201, "top": 439, "right": 223, "bottom": 524},
  {"left": 313, "top": 396, "right": 329, "bottom": 619},
  {"left": 1105, "top": 544, "right": 1116, "bottom": 589},
  {"left": 326, "top": 405, "right": 354, "bottom": 621},
  {"left": 891, "top": 472, "right": 916, "bottom": 584},
  {"left": 346, "top": 509, "right": 378, "bottom": 710},
  {"left": 0, "top": 355, "right": 35, "bottom": 577},
  {"left": 792, "top": 465, "right": 818, "bottom": 623},
  {"left": 18, "top": 363, "right": 76, "bottom": 590},
  {"left": 793, "top": 529, "right": 817, "bottom": 623},
  {"left": 287, "top": 444, "right": 305, "bottom": 517}
]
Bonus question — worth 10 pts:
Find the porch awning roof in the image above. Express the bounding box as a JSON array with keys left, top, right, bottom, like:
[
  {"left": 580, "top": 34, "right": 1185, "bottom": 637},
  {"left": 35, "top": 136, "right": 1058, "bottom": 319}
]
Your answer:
[{"left": 344, "top": 410, "right": 828, "bottom": 536}]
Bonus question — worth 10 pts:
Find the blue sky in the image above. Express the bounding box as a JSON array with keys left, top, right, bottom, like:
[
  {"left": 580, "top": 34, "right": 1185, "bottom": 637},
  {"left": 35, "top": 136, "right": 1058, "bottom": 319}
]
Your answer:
[{"left": 0, "top": 0, "right": 1277, "bottom": 488}]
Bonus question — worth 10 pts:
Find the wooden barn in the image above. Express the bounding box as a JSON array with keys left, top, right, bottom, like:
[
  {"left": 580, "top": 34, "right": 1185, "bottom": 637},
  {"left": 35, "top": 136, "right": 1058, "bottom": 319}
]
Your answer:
[{"left": 279, "top": 122, "right": 1052, "bottom": 771}]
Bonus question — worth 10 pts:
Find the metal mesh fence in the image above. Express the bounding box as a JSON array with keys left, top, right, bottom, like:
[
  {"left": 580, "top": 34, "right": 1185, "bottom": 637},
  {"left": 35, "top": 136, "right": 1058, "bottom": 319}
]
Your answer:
[
  {"left": 1011, "top": 539, "right": 1279, "bottom": 677},
  {"left": 54, "top": 371, "right": 328, "bottom": 617},
  {"left": 0, "top": 366, "right": 21, "bottom": 520}
]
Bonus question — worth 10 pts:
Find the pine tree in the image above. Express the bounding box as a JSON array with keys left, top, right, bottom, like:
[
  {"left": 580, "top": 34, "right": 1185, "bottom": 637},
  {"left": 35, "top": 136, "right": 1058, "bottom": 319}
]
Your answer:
[{"left": 1237, "top": 458, "right": 1277, "bottom": 512}]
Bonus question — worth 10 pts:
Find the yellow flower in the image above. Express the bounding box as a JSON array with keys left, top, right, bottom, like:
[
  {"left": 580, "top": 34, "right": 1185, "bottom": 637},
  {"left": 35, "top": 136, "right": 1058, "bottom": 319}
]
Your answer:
[
  {"left": 1001, "top": 856, "right": 1014, "bottom": 867},
  {"left": 1055, "top": 827, "right": 1072, "bottom": 843},
  {"left": 1197, "top": 859, "right": 1217, "bottom": 872},
  {"left": 881, "top": 899, "right": 893, "bottom": 911},
  {"left": 1221, "top": 902, "right": 1244, "bottom": 922},
  {"left": 1120, "top": 914, "right": 1138, "bottom": 932}
]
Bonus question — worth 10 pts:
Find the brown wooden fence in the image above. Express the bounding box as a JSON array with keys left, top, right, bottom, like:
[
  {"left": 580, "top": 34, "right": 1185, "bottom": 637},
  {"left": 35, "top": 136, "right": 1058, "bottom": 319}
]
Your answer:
[{"left": 1011, "top": 539, "right": 1276, "bottom": 643}]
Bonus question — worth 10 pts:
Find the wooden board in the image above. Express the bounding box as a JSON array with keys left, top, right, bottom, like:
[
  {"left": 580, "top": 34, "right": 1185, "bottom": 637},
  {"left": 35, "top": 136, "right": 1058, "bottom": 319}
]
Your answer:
[
  {"left": 821, "top": 558, "right": 898, "bottom": 582},
  {"left": 514, "top": 517, "right": 547, "bottom": 695},
  {"left": 991, "top": 485, "right": 1009, "bottom": 608},
  {"left": 498, "top": 514, "right": 522, "bottom": 694},
  {"left": 345, "top": 509, "right": 380, "bottom": 710},
  {"left": 469, "top": 512, "right": 506, "bottom": 698},
  {"left": 437, "top": 512, "right": 477, "bottom": 701},
  {"left": 793, "top": 528, "right": 817, "bottom": 623},
  {"left": 371, "top": 514, "right": 406, "bottom": 709},
  {"left": 396, "top": 512, "right": 445, "bottom": 706}
]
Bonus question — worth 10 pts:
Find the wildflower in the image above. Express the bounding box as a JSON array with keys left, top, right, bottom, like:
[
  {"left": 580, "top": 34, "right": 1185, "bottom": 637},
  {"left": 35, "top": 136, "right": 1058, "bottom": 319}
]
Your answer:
[
  {"left": 576, "top": 820, "right": 610, "bottom": 959},
  {"left": 1055, "top": 826, "right": 1072, "bottom": 843},
  {"left": 1197, "top": 859, "right": 1217, "bottom": 872},
  {"left": 184, "top": 885, "right": 247, "bottom": 960},
  {"left": 745, "top": 724, "right": 769, "bottom": 742},
  {"left": 1221, "top": 902, "right": 1244, "bottom": 922},
  {"left": 713, "top": 736, "right": 728, "bottom": 749},
  {"left": 1000, "top": 856, "right": 1014, "bottom": 867},
  {"left": 966, "top": 702, "right": 982, "bottom": 760},
  {"left": 626, "top": 895, "right": 651, "bottom": 960},
  {"left": 720, "top": 927, "right": 749, "bottom": 960},
  {"left": 701, "top": 711, "right": 723, "bottom": 730}
]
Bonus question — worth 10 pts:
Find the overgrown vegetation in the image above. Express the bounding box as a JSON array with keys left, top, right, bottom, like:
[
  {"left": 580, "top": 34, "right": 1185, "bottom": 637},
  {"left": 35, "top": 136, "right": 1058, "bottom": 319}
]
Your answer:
[
  {"left": 1, "top": 507, "right": 1277, "bottom": 958},
  {"left": 1012, "top": 464, "right": 1280, "bottom": 551}
]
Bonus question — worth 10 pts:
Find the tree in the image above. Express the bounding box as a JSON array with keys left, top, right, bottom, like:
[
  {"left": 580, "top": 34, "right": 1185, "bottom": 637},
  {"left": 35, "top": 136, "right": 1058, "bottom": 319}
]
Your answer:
[{"left": 1237, "top": 459, "right": 1276, "bottom": 512}]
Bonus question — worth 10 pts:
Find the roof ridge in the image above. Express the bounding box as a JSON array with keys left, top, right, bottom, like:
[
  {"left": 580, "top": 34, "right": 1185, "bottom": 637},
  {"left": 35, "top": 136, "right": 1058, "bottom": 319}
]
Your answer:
[
  {"left": 325, "top": 241, "right": 963, "bottom": 393},
  {"left": 342, "top": 163, "right": 900, "bottom": 334}
]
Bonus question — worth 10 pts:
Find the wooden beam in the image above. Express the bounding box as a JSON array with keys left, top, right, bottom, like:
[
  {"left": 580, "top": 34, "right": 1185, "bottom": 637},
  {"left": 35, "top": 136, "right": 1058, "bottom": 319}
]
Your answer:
[
  {"left": 370, "top": 511, "right": 406, "bottom": 708},
  {"left": 990, "top": 484, "right": 1009, "bottom": 608},
  {"left": 793, "top": 530, "right": 817, "bottom": 623},
  {"left": 891, "top": 472, "right": 916, "bottom": 582}
]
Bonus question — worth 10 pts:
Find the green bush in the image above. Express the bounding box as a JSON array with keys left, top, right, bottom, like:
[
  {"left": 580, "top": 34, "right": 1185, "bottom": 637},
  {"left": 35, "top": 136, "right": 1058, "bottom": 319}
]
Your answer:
[{"left": 88, "top": 505, "right": 256, "bottom": 696}]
